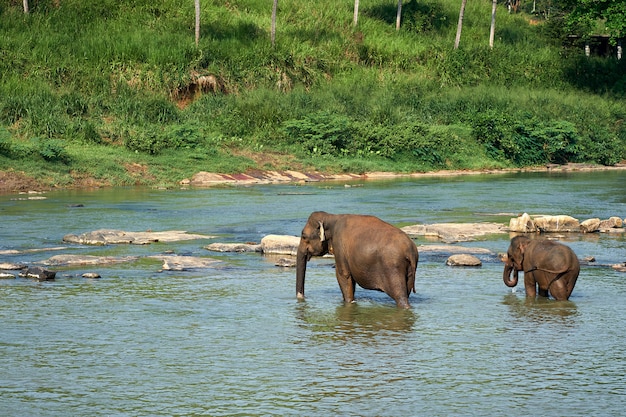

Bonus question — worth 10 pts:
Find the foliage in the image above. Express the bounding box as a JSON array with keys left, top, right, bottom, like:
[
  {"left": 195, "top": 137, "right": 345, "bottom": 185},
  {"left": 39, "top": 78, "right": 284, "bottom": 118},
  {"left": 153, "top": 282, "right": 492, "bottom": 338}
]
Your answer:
[
  {"left": 0, "top": 0, "right": 624, "bottom": 189},
  {"left": 563, "top": 0, "right": 626, "bottom": 42},
  {"left": 35, "top": 137, "right": 71, "bottom": 163}
]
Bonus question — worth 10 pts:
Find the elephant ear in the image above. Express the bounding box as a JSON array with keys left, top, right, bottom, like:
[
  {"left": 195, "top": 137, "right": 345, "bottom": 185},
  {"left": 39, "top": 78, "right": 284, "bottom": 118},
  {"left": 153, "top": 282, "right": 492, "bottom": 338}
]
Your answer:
[
  {"left": 318, "top": 221, "right": 326, "bottom": 242},
  {"left": 518, "top": 239, "right": 530, "bottom": 254}
]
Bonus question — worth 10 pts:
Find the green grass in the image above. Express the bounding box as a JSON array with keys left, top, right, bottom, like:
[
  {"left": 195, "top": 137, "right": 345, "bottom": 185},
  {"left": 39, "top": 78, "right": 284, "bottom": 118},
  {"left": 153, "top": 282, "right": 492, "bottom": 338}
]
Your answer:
[{"left": 0, "top": 0, "right": 624, "bottom": 189}]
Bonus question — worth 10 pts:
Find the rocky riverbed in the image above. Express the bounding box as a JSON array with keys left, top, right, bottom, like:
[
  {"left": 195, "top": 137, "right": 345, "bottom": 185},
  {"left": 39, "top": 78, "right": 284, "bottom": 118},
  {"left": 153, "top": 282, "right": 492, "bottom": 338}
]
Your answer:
[{"left": 2, "top": 212, "right": 625, "bottom": 280}]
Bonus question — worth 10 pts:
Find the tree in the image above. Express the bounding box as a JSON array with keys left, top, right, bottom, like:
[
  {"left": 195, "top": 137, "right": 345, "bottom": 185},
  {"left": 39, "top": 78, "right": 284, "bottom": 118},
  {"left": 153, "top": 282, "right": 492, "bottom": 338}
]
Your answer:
[
  {"left": 23, "top": 0, "right": 29, "bottom": 13},
  {"left": 454, "top": 0, "right": 467, "bottom": 49},
  {"left": 565, "top": 0, "right": 626, "bottom": 42},
  {"left": 195, "top": 0, "right": 200, "bottom": 46},
  {"left": 489, "top": 0, "right": 497, "bottom": 48},
  {"left": 396, "top": 0, "right": 402, "bottom": 31},
  {"left": 353, "top": 0, "right": 359, "bottom": 26}
]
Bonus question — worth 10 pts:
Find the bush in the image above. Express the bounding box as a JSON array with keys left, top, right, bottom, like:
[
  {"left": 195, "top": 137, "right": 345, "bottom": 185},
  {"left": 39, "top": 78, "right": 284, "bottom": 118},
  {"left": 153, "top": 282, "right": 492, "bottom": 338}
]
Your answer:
[
  {"left": 123, "top": 129, "right": 168, "bottom": 155},
  {"left": 283, "top": 112, "right": 353, "bottom": 157},
  {"left": 36, "top": 138, "right": 71, "bottom": 163},
  {"left": 578, "top": 126, "right": 626, "bottom": 166}
]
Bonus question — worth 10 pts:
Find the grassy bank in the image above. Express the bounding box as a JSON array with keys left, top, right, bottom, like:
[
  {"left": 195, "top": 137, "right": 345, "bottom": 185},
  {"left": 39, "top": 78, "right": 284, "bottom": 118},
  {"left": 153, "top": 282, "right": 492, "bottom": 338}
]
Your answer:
[{"left": 0, "top": 0, "right": 625, "bottom": 189}]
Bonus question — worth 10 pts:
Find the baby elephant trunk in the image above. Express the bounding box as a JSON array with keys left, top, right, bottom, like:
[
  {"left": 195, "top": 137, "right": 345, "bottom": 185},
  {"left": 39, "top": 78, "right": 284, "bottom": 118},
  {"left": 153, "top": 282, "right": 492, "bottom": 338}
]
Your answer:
[{"left": 503, "top": 262, "right": 519, "bottom": 287}]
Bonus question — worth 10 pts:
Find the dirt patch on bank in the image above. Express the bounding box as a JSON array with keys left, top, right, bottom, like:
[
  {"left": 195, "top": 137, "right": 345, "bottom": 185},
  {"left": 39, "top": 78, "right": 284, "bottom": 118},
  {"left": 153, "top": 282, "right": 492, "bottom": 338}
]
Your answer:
[{"left": 0, "top": 170, "right": 51, "bottom": 193}]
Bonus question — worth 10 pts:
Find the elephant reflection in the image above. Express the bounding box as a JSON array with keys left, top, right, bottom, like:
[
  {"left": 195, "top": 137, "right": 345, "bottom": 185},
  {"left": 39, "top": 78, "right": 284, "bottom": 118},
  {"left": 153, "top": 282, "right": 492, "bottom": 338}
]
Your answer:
[
  {"left": 502, "top": 293, "right": 578, "bottom": 325},
  {"left": 296, "top": 303, "right": 416, "bottom": 342}
]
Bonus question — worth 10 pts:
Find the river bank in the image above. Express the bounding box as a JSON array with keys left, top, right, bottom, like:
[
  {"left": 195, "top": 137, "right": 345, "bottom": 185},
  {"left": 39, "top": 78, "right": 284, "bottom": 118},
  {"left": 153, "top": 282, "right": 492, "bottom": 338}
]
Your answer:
[{"left": 2, "top": 163, "right": 626, "bottom": 194}]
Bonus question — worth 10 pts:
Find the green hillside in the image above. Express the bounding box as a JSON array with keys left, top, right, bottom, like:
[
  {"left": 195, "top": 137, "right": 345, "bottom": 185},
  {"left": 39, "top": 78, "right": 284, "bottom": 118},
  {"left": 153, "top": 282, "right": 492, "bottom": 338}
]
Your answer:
[{"left": 1, "top": 0, "right": 625, "bottom": 189}]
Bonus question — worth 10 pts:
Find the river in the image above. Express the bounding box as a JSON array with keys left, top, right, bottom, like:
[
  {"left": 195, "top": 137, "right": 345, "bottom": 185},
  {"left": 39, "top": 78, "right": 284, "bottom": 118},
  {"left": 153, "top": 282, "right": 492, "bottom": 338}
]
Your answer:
[{"left": 1, "top": 170, "right": 625, "bottom": 416}]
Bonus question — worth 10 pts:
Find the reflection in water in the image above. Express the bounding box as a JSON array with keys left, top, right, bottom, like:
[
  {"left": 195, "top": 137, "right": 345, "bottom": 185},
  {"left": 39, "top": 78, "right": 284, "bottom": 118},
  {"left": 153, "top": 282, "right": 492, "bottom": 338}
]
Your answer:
[
  {"left": 502, "top": 293, "right": 578, "bottom": 325},
  {"left": 296, "top": 302, "right": 417, "bottom": 342}
]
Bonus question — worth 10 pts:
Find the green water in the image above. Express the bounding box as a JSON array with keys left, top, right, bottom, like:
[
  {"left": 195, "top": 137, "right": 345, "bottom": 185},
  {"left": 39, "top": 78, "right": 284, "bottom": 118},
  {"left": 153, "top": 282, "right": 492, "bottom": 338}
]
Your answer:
[{"left": 0, "top": 171, "right": 624, "bottom": 416}]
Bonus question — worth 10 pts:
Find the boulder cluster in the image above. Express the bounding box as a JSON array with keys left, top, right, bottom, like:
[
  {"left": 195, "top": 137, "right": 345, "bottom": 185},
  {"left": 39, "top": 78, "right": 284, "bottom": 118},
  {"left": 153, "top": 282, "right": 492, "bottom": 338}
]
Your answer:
[{"left": 509, "top": 213, "right": 625, "bottom": 234}]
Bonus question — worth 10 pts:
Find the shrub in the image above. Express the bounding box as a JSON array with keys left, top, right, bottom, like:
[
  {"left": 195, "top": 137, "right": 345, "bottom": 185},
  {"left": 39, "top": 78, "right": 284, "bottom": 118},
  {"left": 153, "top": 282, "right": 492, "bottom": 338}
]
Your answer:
[
  {"left": 283, "top": 112, "right": 353, "bottom": 157},
  {"left": 578, "top": 126, "right": 626, "bottom": 166},
  {"left": 123, "top": 129, "right": 167, "bottom": 155},
  {"left": 35, "top": 138, "right": 71, "bottom": 163}
]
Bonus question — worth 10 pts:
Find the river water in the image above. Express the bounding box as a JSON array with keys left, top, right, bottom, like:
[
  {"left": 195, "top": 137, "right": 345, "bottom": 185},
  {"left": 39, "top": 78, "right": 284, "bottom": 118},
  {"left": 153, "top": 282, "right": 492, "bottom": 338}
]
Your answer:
[{"left": 1, "top": 171, "right": 625, "bottom": 416}]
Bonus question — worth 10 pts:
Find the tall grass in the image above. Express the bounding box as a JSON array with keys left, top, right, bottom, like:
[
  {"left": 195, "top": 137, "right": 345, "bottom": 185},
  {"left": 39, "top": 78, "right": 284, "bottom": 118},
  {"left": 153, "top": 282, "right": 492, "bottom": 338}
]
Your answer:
[{"left": 0, "top": 0, "right": 624, "bottom": 188}]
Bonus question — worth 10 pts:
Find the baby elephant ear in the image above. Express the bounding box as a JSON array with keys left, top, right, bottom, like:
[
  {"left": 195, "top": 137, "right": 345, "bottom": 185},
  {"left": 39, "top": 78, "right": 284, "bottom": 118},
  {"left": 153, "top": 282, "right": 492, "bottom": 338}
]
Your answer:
[{"left": 318, "top": 221, "right": 326, "bottom": 242}]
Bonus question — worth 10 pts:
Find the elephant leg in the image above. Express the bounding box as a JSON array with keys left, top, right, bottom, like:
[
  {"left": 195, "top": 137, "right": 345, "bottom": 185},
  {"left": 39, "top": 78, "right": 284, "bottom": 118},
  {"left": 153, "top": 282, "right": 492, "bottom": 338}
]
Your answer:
[
  {"left": 549, "top": 271, "right": 578, "bottom": 301},
  {"left": 389, "top": 290, "right": 411, "bottom": 309},
  {"left": 523, "top": 272, "right": 537, "bottom": 298},
  {"left": 384, "top": 275, "right": 411, "bottom": 309},
  {"left": 335, "top": 266, "right": 356, "bottom": 303}
]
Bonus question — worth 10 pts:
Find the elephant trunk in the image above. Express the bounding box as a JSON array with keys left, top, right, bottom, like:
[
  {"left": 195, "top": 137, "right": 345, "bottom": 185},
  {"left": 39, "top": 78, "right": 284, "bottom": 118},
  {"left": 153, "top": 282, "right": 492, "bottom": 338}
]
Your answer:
[
  {"left": 503, "top": 262, "right": 519, "bottom": 287},
  {"left": 296, "top": 243, "right": 308, "bottom": 300}
]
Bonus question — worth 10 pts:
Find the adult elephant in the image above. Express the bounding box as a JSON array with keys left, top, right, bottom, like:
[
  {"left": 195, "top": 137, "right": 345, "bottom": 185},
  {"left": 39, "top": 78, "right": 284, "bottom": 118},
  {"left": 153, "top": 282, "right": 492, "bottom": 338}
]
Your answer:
[
  {"left": 296, "top": 211, "right": 419, "bottom": 308},
  {"left": 503, "top": 235, "right": 580, "bottom": 300}
]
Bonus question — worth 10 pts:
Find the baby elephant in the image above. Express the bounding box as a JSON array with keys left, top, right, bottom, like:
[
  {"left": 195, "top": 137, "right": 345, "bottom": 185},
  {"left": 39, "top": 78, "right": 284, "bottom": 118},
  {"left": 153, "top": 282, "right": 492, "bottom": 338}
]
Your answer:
[{"left": 503, "top": 235, "right": 580, "bottom": 300}]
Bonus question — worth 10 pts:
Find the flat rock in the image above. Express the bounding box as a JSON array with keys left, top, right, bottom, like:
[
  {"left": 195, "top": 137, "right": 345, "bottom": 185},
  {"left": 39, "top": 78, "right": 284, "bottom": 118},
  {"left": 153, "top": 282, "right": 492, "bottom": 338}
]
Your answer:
[
  {"left": 206, "top": 236, "right": 300, "bottom": 254},
  {"left": 186, "top": 171, "right": 362, "bottom": 186},
  {"left": 0, "top": 272, "right": 16, "bottom": 279},
  {"left": 446, "top": 254, "right": 482, "bottom": 267},
  {"left": 63, "top": 229, "right": 213, "bottom": 245},
  {"left": 402, "top": 223, "right": 507, "bottom": 242},
  {"left": 533, "top": 215, "right": 580, "bottom": 232},
  {"left": 0, "top": 262, "right": 25, "bottom": 270},
  {"left": 417, "top": 244, "right": 494, "bottom": 255}
]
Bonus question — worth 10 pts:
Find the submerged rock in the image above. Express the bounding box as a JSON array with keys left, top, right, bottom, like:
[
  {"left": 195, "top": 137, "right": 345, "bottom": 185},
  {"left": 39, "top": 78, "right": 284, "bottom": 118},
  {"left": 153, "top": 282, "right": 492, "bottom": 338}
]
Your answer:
[
  {"left": 204, "top": 242, "right": 261, "bottom": 252},
  {"left": 63, "top": 229, "right": 213, "bottom": 245},
  {"left": 44, "top": 254, "right": 139, "bottom": 266},
  {"left": 19, "top": 266, "right": 56, "bottom": 281},
  {"left": 151, "top": 255, "right": 221, "bottom": 271},
  {"left": 275, "top": 258, "right": 297, "bottom": 267}
]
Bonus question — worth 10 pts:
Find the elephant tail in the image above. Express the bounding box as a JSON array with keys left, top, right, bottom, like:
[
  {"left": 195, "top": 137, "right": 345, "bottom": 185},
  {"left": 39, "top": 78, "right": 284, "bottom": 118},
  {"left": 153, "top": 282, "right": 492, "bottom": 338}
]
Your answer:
[{"left": 406, "top": 255, "right": 417, "bottom": 294}]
